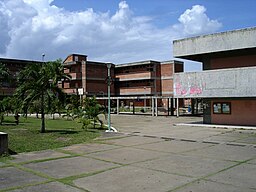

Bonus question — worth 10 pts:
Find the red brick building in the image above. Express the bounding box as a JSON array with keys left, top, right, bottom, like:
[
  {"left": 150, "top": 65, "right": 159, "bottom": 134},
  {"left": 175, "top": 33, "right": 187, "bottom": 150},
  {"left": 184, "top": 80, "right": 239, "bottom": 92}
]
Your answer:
[
  {"left": 0, "top": 54, "right": 184, "bottom": 115},
  {"left": 0, "top": 58, "right": 42, "bottom": 98},
  {"left": 61, "top": 54, "right": 183, "bottom": 114}
]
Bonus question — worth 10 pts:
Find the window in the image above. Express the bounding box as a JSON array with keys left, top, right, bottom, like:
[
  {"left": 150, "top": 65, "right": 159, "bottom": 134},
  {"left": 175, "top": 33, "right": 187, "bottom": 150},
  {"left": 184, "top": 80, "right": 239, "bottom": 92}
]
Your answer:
[{"left": 213, "top": 102, "right": 231, "bottom": 114}]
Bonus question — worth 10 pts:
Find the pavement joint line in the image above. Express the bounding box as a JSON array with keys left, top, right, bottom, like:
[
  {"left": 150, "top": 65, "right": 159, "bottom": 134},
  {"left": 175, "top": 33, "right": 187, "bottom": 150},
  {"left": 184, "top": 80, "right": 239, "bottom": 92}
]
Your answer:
[
  {"left": 0, "top": 180, "right": 53, "bottom": 192},
  {"left": 175, "top": 123, "right": 256, "bottom": 130},
  {"left": 12, "top": 154, "right": 80, "bottom": 165},
  {"left": 168, "top": 157, "right": 255, "bottom": 192},
  {"left": 130, "top": 162, "right": 196, "bottom": 179},
  {"left": 83, "top": 154, "right": 125, "bottom": 166},
  {"left": 6, "top": 161, "right": 56, "bottom": 180},
  {"left": 118, "top": 131, "right": 256, "bottom": 148}
]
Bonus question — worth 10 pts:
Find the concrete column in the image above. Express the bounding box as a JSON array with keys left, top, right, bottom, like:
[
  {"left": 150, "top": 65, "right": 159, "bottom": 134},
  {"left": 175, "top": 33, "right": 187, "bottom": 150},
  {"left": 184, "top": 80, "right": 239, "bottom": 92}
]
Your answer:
[
  {"left": 151, "top": 97, "right": 154, "bottom": 116},
  {"left": 155, "top": 97, "right": 158, "bottom": 116},
  {"left": 132, "top": 100, "right": 135, "bottom": 115},
  {"left": 0, "top": 132, "right": 8, "bottom": 155},
  {"left": 167, "top": 98, "right": 170, "bottom": 116},
  {"left": 191, "top": 98, "right": 195, "bottom": 115},
  {"left": 117, "top": 98, "right": 119, "bottom": 115},
  {"left": 176, "top": 98, "right": 179, "bottom": 117},
  {"left": 171, "top": 98, "right": 174, "bottom": 116}
]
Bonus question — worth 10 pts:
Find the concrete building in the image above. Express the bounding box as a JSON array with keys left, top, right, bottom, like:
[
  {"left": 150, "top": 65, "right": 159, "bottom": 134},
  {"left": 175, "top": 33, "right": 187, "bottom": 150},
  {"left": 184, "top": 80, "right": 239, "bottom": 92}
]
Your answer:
[{"left": 173, "top": 27, "right": 256, "bottom": 126}]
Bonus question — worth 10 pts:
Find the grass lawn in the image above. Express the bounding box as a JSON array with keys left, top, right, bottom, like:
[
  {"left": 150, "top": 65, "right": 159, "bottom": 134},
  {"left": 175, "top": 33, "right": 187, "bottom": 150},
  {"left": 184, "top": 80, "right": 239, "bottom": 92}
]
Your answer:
[{"left": 0, "top": 116, "right": 102, "bottom": 155}]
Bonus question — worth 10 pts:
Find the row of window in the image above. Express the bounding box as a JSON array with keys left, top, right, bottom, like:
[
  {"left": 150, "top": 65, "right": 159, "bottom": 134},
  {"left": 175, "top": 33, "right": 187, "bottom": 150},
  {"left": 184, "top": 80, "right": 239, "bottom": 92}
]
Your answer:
[{"left": 213, "top": 102, "right": 231, "bottom": 114}]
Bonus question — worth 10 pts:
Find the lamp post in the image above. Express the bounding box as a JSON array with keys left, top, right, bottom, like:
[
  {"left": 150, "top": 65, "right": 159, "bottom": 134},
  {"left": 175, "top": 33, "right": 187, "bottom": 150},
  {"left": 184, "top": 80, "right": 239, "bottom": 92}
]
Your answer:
[
  {"left": 107, "top": 63, "right": 112, "bottom": 132},
  {"left": 42, "top": 53, "right": 45, "bottom": 62},
  {"left": 144, "top": 86, "right": 146, "bottom": 112}
]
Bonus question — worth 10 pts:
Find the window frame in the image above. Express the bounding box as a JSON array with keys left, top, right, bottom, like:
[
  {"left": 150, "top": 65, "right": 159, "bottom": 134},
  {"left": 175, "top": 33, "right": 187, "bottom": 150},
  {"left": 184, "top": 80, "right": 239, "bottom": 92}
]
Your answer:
[{"left": 213, "top": 102, "right": 231, "bottom": 114}]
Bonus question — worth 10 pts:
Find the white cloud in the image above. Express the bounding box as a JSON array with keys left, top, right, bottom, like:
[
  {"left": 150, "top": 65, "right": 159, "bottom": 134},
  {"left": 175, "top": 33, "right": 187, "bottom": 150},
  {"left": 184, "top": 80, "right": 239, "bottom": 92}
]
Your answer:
[
  {"left": 0, "top": 1, "right": 221, "bottom": 71},
  {"left": 174, "top": 5, "right": 222, "bottom": 36}
]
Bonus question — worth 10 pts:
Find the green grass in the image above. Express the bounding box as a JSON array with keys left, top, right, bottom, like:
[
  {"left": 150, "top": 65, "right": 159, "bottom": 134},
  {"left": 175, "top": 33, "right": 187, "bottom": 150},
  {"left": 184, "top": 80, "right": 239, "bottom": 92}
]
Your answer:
[{"left": 0, "top": 116, "right": 101, "bottom": 155}]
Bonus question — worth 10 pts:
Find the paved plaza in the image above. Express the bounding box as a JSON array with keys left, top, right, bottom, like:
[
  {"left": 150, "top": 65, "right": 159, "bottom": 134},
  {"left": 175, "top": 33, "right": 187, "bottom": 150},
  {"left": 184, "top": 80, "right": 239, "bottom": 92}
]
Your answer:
[{"left": 0, "top": 115, "right": 256, "bottom": 191}]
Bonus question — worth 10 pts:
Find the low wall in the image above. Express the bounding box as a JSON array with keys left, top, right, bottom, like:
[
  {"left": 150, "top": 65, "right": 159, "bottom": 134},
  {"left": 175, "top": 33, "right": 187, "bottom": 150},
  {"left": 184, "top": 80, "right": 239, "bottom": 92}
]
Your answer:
[{"left": 0, "top": 132, "right": 8, "bottom": 155}]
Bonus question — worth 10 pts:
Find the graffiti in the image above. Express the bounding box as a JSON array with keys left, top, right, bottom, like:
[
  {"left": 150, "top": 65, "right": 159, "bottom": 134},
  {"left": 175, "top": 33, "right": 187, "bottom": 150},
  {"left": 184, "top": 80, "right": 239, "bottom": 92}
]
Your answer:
[{"left": 174, "top": 74, "right": 205, "bottom": 96}]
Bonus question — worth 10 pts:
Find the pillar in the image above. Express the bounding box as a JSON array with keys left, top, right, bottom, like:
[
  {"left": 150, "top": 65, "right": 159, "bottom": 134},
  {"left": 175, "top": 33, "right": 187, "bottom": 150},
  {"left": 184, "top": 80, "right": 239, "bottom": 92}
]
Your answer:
[
  {"left": 117, "top": 98, "right": 119, "bottom": 115},
  {"left": 0, "top": 132, "right": 8, "bottom": 155},
  {"left": 151, "top": 97, "right": 154, "bottom": 116},
  {"left": 176, "top": 98, "right": 179, "bottom": 117},
  {"left": 155, "top": 97, "right": 158, "bottom": 116}
]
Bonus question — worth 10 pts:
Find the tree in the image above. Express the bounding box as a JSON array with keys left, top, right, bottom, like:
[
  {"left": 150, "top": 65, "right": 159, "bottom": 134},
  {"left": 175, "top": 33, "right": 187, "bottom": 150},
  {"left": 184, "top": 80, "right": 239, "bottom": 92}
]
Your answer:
[
  {"left": 15, "top": 60, "right": 70, "bottom": 133},
  {"left": 0, "top": 62, "right": 10, "bottom": 81},
  {"left": 81, "top": 96, "right": 106, "bottom": 129}
]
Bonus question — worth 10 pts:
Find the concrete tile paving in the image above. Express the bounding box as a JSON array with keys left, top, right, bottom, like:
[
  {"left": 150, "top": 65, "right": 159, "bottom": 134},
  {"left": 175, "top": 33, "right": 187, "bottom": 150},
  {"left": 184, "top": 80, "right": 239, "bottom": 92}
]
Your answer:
[
  {"left": 207, "top": 163, "right": 256, "bottom": 189},
  {"left": 60, "top": 143, "right": 120, "bottom": 154},
  {"left": 73, "top": 165, "right": 193, "bottom": 192},
  {"left": 0, "top": 167, "right": 46, "bottom": 190},
  {"left": 1, "top": 115, "right": 256, "bottom": 192},
  {"left": 102, "top": 135, "right": 163, "bottom": 146},
  {"left": 184, "top": 144, "right": 256, "bottom": 161},
  {"left": 24, "top": 156, "right": 119, "bottom": 178},
  {"left": 10, "top": 150, "right": 70, "bottom": 163},
  {"left": 133, "top": 153, "right": 236, "bottom": 178},
  {"left": 175, "top": 180, "right": 256, "bottom": 192},
  {"left": 86, "top": 147, "right": 166, "bottom": 165},
  {"left": 10, "top": 181, "right": 83, "bottom": 192},
  {"left": 135, "top": 139, "right": 213, "bottom": 154}
]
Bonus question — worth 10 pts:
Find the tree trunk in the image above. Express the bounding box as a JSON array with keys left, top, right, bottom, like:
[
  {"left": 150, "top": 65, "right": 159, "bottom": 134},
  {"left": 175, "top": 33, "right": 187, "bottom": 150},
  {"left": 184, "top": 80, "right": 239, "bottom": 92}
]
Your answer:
[{"left": 41, "top": 93, "right": 46, "bottom": 133}]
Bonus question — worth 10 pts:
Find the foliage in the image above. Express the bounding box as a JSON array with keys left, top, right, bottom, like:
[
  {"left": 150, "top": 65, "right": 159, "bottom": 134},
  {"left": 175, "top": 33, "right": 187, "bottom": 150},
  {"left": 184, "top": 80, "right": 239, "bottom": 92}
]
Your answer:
[
  {"left": 0, "top": 116, "right": 99, "bottom": 154},
  {"left": 15, "top": 60, "right": 70, "bottom": 133},
  {"left": 81, "top": 96, "right": 106, "bottom": 129}
]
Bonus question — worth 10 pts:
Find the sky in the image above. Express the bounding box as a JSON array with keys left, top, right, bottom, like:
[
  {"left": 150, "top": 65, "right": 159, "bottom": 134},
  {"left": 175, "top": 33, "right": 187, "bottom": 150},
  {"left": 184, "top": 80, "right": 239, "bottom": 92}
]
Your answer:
[{"left": 0, "top": 0, "right": 255, "bottom": 71}]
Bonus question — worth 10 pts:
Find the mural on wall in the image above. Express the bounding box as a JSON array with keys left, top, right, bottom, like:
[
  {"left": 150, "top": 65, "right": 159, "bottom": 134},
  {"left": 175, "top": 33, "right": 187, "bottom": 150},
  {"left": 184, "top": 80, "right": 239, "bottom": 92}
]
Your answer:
[{"left": 174, "top": 73, "right": 206, "bottom": 97}]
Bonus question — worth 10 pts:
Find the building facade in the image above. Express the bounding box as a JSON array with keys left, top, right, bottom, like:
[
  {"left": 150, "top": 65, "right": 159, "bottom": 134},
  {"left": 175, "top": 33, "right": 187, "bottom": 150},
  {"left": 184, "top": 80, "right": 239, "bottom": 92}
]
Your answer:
[
  {"left": 173, "top": 27, "right": 256, "bottom": 126},
  {"left": 0, "top": 54, "right": 183, "bottom": 115},
  {"left": 0, "top": 58, "right": 42, "bottom": 98},
  {"left": 61, "top": 54, "right": 183, "bottom": 113}
]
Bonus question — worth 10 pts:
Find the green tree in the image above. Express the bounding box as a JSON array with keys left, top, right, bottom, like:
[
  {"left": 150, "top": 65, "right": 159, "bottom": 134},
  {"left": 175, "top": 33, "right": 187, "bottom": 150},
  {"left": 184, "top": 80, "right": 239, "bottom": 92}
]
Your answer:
[
  {"left": 81, "top": 96, "right": 106, "bottom": 129},
  {"left": 15, "top": 60, "right": 70, "bottom": 133}
]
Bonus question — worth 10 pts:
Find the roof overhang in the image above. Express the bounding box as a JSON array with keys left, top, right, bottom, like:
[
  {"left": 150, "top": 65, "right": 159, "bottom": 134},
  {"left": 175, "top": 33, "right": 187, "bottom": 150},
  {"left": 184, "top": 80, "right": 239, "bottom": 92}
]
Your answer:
[{"left": 173, "top": 27, "right": 256, "bottom": 62}]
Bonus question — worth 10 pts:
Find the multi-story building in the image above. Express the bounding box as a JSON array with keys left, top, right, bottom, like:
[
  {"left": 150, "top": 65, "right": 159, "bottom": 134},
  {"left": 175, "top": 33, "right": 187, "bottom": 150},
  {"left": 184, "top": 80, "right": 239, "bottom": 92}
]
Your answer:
[
  {"left": 62, "top": 54, "right": 115, "bottom": 97},
  {"left": 114, "top": 60, "right": 183, "bottom": 112},
  {"left": 0, "top": 58, "right": 41, "bottom": 98},
  {"left": 173, "top": 27, "right": 256, "bottom": 126},
  {"left": 61, "top": 54, "right": 183, "bottom": 114},
  {"left": 0, "top": 54, "right": 184, "bottom": 116}
]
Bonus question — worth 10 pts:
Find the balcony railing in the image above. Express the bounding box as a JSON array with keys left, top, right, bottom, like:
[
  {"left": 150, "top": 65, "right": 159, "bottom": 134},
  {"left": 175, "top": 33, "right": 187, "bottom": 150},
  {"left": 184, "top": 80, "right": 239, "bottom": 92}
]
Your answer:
[{"left": 174, "top": 66, "right": 256, "bottom": 98}]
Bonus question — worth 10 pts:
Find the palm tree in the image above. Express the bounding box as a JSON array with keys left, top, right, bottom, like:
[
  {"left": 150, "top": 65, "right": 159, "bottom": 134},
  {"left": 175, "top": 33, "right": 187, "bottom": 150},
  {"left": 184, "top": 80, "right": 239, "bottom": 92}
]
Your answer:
[
  {"left": 0, "top": 62, "right": 10, "bottom": 87},
  {"left": 15, "top": 60, "right": 70, "bottom": 133}
]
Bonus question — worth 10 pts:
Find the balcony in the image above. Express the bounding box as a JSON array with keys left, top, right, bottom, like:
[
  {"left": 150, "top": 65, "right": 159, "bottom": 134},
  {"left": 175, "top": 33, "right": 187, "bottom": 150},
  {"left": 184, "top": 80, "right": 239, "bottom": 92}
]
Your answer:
[
  {"left": 69, "top": 72, "right": 82, "bottom": 80},
  {"left": 174, "top": 66, "right": 256, "bottom": 98},
  {"left": 115, "top": 72, "right": 153, "bottom": 81},
  {"left": 63, "top": 88, "right": 78, "bottom": 95},
  {"left": 119, "top": 87, "right": 153, "bottom": 96}
]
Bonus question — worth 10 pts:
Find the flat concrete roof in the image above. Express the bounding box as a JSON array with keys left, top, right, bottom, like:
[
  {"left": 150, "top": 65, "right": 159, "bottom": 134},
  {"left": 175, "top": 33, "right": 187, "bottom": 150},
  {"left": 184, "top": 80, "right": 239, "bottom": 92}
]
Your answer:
[{"left": 173, "top": 27, "right": 256, "bottom": 61}]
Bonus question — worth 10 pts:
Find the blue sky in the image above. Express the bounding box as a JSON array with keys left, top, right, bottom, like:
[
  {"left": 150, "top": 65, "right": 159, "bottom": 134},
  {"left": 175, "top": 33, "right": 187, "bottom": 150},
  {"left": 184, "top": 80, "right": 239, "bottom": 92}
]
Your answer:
[{"left": 0, "top": 0, "right": 255, "bottom": 71}]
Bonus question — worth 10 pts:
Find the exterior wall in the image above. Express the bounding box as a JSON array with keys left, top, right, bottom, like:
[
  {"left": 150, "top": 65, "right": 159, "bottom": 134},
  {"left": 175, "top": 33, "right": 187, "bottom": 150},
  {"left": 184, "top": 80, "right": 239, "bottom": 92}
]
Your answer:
[
  {"left": 211, "top": 99, "right": 256, "bottom": 126},
  {"left": 0, "top": 58, "right": 41, "bottom": 96},
  {"left": 174, "top": 66, "right": 256, "bottom": 98},
  {"left": 210, "top": 55, "right": 256, "bottom": 70},
  {"left": 160, "top": 63, "right": 174, "bottom": 96},
  {"left": 115, "top": 61, "right": 159, "bottom": 96}
]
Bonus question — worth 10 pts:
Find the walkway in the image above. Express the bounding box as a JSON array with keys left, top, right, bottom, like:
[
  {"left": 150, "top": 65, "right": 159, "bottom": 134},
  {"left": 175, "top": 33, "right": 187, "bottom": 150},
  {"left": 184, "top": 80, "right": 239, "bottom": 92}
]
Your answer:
[{"left": 0, "top": 115, "right": 256, "bottom": 191}]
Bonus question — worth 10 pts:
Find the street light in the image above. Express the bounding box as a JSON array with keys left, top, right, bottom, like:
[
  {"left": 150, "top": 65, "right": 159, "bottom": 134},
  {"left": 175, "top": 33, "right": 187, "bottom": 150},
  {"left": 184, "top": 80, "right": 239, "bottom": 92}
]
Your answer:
[
  {"left": 106, "top": 63, "right": 112, "bottom": 132},
  {"left": 42, "top": 53, "right": 45, "bottom": 62}
]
